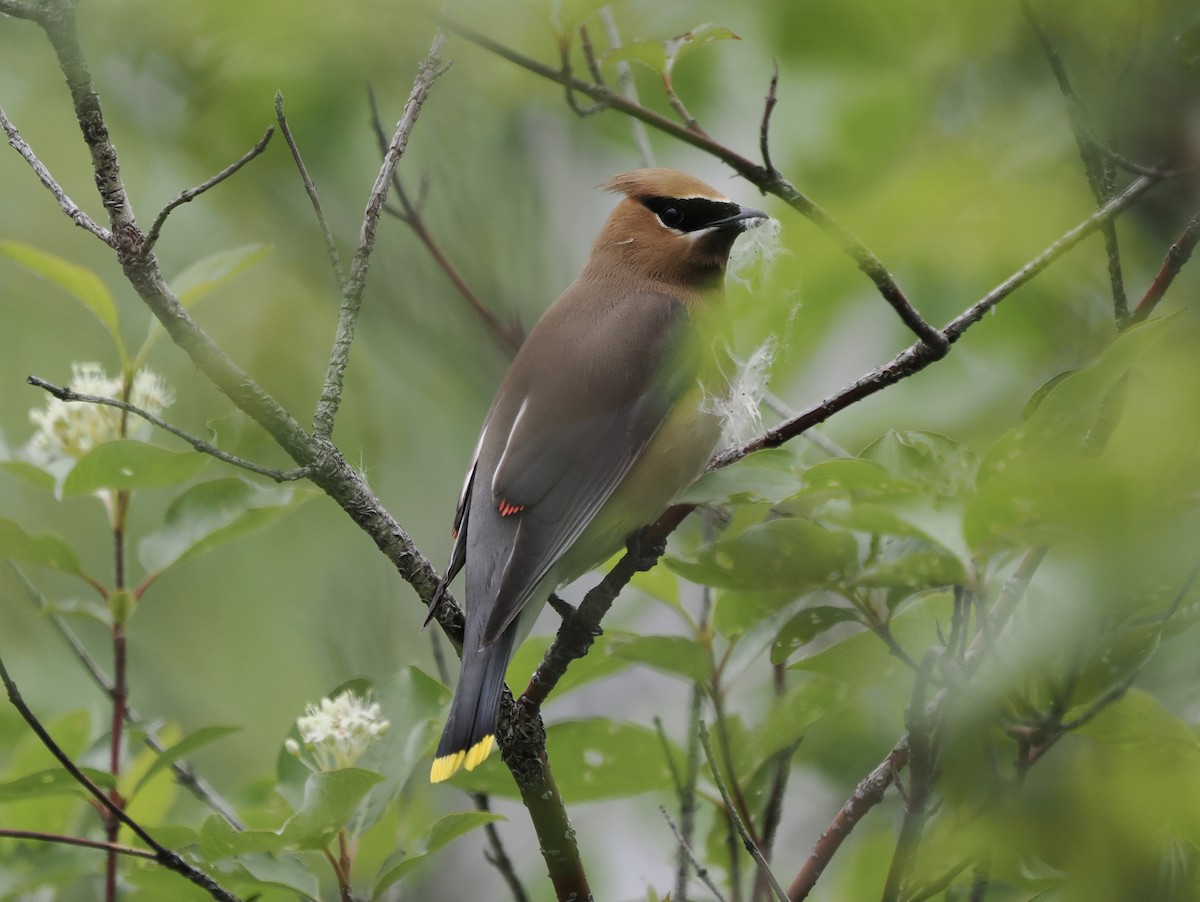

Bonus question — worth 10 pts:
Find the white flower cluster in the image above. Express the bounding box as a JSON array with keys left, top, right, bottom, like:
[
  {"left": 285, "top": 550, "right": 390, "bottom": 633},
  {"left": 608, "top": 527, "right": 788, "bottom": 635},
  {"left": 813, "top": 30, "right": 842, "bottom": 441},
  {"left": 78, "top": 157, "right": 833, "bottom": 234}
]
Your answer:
[
  {"left": 26, "top": 362, "right": 173, "bottom": 464},
  {"left": 285, "top": 691, "right": 390, "bottom": 772}
]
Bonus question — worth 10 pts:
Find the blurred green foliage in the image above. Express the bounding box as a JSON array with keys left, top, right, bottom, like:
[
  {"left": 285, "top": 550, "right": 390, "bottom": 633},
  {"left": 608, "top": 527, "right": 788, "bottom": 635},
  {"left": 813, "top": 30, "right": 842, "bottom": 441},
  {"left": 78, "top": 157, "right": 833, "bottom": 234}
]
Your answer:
[{"left": 1, "top": 0, "right": 1199, "bottom": 900}]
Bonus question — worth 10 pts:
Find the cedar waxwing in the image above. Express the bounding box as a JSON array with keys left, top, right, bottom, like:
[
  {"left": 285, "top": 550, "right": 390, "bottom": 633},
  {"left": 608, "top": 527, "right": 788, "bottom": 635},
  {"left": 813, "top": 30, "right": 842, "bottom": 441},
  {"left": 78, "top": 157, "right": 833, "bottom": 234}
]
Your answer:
[{"left": 430, "top": 169, "right": 766, "bottom": 783}]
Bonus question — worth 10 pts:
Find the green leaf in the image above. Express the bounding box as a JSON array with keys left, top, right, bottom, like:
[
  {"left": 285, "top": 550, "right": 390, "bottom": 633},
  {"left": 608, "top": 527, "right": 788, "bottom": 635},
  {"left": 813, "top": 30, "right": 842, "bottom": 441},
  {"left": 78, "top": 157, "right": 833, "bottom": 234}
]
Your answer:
[
  {"left": 853, "top": 545, "right": 967, "bottom": 591},
  {"left": 201, "top": 768, "right": 384, "bottom": 859},
  {"left": 0, "top": 460, "right": 57, "bottom": 493},
  {"left": 526, "top": 0, "right": 609, "bottom": 34},
  {"left": 138, "top": 478, "right": 305, "bottom": 574},
  {"left": 372, "top": 811, "right": 506, "bottom": 898},
  {"left": 678, "top": 448, "right": 802, "bottom": 506},
  {"left": 282, "top": 768, "right": 386, "bottom": 847},
  {"left": 802, "top": 457, "right": 915, "bottom": 498},
  {"left": 713, "top": 588, "right": 798, "bottom": 640},
  {"left": 0, "top": 766, "right": 116, "bottom": 803},
  {"left": 860, "top": 430, "right": 977, "bottom": 497},
  {"left": 231, "top": 852, "right": 320, "bottom": 898},
  {"left": 791, "top": 591, "right": 953, "bottom": 686},
  {"left": 1177, "top": 21, "right": 1200, "bottom": 67},
  {"left": 171, "top": 244, "right": 271, "bottom": 307},
  {"left": 131, "top": 725, "right": 241, "bottom": 797},
  {"left": 667, "top": 517, "right": 857, "bottom": 591},
  {"left": 602, "top": 40, "right": 669, "bottom": 75},
  {"left": 664, "top": 23, "right": 741, "bottom": 71},
  {"left": 135, "top": 244, "right": 270, "bottom": 367},
  {"left": 62, "top": 440, "right": 208, "bottom": 496},
  {"left": 0, "top": 518, "right": 92, "bottom": 582},
  {"left": 607, "top": 634, "right": 711, "bottom": 683},
  {"left": 772, "top": 605, "right": 860, "bottom": 664},
  {"left": 748, "top": 678, "right": 852, "bottom": 772},
  {"left": 0, "top": 241, "right": 126, "bottom": 363},
  {"left": 353, "top": 667, "right": 450, "bottom": 832},
  {"left": 1078, "top": 688, "right": 1200, "bottom": 750}
]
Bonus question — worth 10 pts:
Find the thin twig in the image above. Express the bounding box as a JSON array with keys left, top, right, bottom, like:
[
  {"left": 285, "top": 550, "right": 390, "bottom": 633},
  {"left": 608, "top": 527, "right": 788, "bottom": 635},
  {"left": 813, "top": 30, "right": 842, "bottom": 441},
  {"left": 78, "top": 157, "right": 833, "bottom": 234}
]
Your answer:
[
  {"left": 1131, "top": 208, "right": 1200, "bottom": 324},
  {"left": 312, "top": 30, "right": 448, "bottom": 438},
  {"left": 367, "top": 87, "right": 524, "bottom": 356},
  {"left": 557, "top": 34, "right": 606, "bottom": 117},
  {"left": 788, "top": 741, "right": 910, "bottom": 900},
  {"left": 26, "top": 375, "right": 310, "bottom": 483},
  {"left": 1020, "top": 0, "right": 1128, "bottom": 325},
  {"left": 598, "top": 7, "right": 654, "bottom": 167},
  {"left": 698, "top": 721, "right": 789, "bottom": 902},
  {"left": 0, "top": 829, "right": 157, "bottom": 860},
  {"left": 751, "top": 663, "right": 794, "bottom": 902},
  {"left": 759, "top": 62, "right": 780, "bottom": 177},
  {"left": 275, "top": 93, "right": 345, "bottom": 289},
  {"left": 661, "top": 805, "right": 729, "bottom": 902},
  {"left": 578, "top": 24, "right": 605, "bottom": 85},
  {"left": 0, "top": 103, "right": 113, "bottom": 245},
  {"left": 662, "top": 71, "right": 708, "bottom": 137},
  {"left": 141, "top": 127, "right": 275, "bottom": 258},
  {"left": 880, "top": 653, "right": 940, "bottom": 902},
  {"left": 906, "top": 857, "right": 974, "bottom": 902},
  {"left": 0, "top": 652, "right": 242, "bottom": 902},
  {"left": 473, "top": 794, "right": 531, "bottom": 902}
]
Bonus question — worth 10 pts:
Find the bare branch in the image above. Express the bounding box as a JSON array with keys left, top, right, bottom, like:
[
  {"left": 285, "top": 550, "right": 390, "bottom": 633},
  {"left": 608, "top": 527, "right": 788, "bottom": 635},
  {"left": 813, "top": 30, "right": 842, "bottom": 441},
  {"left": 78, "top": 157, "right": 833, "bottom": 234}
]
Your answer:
[
  {"left": 141, "top": 126, "right": 275, "bottom": 258},
  {"left": 473, "top": 794, "right": 531, "bottom": 902},
  {"left": 698, "top": 721, "right": 789, "bottom": 902},
  {"left": 1020, "top": 0, "right": 1128, "bottom": 325},
  {"left": 312, "top": 30, "right": 448, "bottom": 438},
  {"left": 0, "top": 829, "right": 157, "bottom": 861},
  {"left": 0, "top": 103, "right": 113, "bottom": 245},
  {"left": 661, "top": 805, "right": 729, "bottom": 902},
  {"left": 759, "top": 62, "right": 780, "bottom": 177},
  {"left": 1131, "top": 208, "right": 1200, "bottom": 324},
  {"left": 367, "top": 88, "right": 524, "bottom": 356},
  {"left": 788, "top": 741, "right": 910, "bottom": 900},
  {"left": 275, "top": 94, "right": 345, "bottom": 288},
  {"left": 0, "top": 652, "right": 242, "bottom": 902},
  {"left": 557, "top": 33, "right": 606, "bottom": 117},
  {"left": 27, "top": 375, "right": 309, "bottom": 483},
  {"left": 599, "top": 7, "right": 654, "bottom": 167}
]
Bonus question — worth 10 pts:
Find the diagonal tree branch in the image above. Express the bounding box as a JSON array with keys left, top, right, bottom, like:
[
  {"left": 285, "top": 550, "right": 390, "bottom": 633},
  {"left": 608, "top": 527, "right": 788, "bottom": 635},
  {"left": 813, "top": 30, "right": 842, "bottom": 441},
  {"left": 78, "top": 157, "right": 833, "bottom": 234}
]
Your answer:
[
  {"left": 1131, "top": 208, "right": 1200, "bottom": 324},
  {"left": 0, "top": 651, "right": 242, "bottom": 902},
  {"left": 0, "top": 102, "right": 113, "bottom": 245},
  {"left": 1020, "top": 0, "right": 1128, "bottom": 327},
  {"left": 26, "top": 375, "right": 310, "bottom": 484},
  {"left": 141, "top": 126, "right": 275, "bottom": 258},
  {"left": 311, "top": 30, "right": 448, "bottom": 439}
]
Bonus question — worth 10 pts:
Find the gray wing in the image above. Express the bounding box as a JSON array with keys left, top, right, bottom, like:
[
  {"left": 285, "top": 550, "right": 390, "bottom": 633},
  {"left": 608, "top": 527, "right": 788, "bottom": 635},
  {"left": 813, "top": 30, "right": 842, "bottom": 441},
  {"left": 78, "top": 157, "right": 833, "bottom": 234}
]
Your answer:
[{"left": 461, "top": 290, "right": 696, "bottom": 647}]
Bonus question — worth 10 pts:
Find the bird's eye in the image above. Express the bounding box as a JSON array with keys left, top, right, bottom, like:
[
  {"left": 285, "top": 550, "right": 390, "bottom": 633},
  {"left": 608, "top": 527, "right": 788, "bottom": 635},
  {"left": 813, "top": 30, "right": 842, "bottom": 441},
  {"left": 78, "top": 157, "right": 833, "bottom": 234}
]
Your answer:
[{"left": 658, "top": 206, "right": 684, "bottom": 229}]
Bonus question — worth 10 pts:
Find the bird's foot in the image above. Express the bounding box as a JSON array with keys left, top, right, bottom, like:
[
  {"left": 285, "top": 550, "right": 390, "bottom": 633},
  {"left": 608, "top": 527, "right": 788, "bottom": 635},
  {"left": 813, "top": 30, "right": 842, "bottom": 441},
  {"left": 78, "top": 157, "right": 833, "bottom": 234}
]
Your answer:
[{"left": 626, "top": 528, "right": 667, "bottom": 572}]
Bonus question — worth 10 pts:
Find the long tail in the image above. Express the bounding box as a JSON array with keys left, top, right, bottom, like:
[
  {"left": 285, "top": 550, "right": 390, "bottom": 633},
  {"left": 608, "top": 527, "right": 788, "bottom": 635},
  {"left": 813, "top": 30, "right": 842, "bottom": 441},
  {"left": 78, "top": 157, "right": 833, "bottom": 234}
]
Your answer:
[{"left": 430, "top": 627, "right": 517, "bottom": 783}]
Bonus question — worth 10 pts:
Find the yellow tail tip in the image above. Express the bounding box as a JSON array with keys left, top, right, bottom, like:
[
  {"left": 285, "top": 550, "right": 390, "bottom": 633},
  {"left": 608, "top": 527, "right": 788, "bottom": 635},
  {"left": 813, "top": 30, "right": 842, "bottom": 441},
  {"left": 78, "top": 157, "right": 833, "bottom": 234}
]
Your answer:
[{"left": 430, "top": 735, "right": 497, "bottom": 783}]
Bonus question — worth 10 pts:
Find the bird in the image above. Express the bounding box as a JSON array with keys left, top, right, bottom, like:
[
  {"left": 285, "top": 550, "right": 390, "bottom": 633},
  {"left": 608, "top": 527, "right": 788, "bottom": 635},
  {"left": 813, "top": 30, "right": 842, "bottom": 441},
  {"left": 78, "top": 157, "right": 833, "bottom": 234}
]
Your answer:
[{"left": 429, "top": 168, "right": 767, "bottom": 783}]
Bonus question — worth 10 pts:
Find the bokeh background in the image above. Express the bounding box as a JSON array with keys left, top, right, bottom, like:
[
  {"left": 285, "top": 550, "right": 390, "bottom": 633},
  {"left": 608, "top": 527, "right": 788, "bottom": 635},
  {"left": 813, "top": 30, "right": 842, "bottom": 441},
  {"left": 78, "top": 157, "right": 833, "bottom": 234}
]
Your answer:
[{"left": 1, "top": 0, "right": 1198, "bottom": 899}]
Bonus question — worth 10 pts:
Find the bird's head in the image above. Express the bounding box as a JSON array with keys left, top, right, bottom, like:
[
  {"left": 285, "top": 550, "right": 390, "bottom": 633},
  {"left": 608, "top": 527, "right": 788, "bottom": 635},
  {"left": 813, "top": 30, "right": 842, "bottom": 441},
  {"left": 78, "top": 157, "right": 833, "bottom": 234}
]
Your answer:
[{"left": 589, "top": 168, "right": 768, "bottom": 289}]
